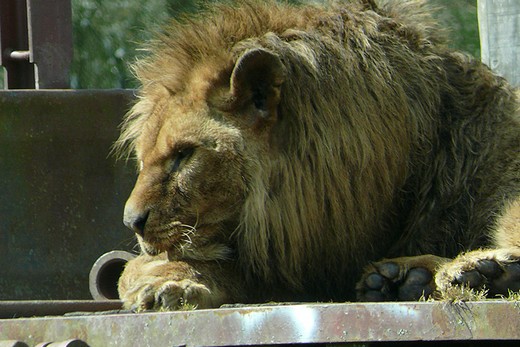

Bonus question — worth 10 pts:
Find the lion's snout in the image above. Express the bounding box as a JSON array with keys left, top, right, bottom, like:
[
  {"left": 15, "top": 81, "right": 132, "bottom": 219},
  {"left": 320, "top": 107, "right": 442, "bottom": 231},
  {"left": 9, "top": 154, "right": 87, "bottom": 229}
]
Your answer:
[{"left": 123, "top": 202, "right": 149, "bottom": 237}]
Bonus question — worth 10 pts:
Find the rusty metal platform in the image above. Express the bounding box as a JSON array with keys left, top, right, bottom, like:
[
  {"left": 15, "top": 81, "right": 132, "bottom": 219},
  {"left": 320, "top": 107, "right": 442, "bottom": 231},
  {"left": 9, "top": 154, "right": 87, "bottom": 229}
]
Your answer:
[{"left": 1, "top": 301, "right": 519, "bottom": 346}]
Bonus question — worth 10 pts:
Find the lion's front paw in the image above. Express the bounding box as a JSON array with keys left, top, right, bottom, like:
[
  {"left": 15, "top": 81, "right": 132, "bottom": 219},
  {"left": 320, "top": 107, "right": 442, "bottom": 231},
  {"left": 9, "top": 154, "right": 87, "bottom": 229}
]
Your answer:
[
  {"left": 357, "top": 254, "right": 449, "bottom": 301},
  {"left": 132, "top": 279, "right": 211, "bottom": 311},
  {"left": 436, "top": 248, "right": 520, "bottom": 299}
]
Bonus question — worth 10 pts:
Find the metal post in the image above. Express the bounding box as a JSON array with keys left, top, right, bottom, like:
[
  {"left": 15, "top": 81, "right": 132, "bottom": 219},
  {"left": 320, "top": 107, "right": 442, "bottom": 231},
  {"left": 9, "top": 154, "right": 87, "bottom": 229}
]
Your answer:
[
  {"left": 0, "top": 0, "right": 35, "bottom": 88},
  {"left": 0, "top": 0, "right": 72, "bottom": 89},
  {"left": 478, "top": 0, "right": 520, "bottom": 87},
  {"left": 26, "top": 0, "right": 72, "bottom": 88}
]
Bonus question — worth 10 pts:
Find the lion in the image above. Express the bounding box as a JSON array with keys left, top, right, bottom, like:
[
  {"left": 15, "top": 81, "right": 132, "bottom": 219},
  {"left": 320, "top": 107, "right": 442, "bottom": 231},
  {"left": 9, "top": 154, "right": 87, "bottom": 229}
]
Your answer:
[{"left": 115, "top": 0, "right": 520, "bottom": 310}]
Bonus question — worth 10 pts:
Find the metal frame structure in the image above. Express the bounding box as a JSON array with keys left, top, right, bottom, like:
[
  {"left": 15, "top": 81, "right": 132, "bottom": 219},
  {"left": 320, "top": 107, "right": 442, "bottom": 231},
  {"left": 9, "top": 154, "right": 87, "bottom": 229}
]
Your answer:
[{"left": 0, "top": 0, "right": 72, "bottom": 89}]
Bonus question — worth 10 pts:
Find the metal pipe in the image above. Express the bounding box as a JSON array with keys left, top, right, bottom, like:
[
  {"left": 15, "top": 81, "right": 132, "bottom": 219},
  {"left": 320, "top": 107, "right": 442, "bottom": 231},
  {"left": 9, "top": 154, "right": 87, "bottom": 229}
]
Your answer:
[
  {"left": 89, "top": 251, "right": 136, "bottom": 300},
  {"left": 35, "top": 340, "right": 90, "bottom": 347},
  {"left": 0, "top": 341, "right": 29, "bottom": 347}
]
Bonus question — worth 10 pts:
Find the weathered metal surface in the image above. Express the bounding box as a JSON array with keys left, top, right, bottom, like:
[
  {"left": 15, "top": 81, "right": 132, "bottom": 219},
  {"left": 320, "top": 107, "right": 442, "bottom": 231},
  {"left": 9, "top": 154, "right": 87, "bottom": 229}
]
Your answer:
[
  {"left": 89, "top": 251, "right": 136, "bottom": 300},
  {"left": 0, "top": 302, "right": 519, "bottom": 346},
  {"left": 0, "top": 90, "right": 136, "bottom": 300},
  {"left": 26, "top": 0, "right": 73, "bottom": 88},
  {"left": 0, "top": 300, "right": 123, "bottom": 319}
]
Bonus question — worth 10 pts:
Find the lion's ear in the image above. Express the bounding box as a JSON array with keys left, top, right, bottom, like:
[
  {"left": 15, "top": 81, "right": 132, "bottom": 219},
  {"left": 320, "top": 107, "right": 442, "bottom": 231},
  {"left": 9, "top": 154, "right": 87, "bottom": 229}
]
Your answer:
[{"left": 220, "top": 48, "right": 285, "bottom": 118}]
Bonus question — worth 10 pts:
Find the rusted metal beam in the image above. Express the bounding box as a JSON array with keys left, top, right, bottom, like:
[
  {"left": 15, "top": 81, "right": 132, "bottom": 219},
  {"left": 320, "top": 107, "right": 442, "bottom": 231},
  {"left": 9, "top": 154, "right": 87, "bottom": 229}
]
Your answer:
[{"left": 1, "top": 301, "right": 519, "bottom": 346}]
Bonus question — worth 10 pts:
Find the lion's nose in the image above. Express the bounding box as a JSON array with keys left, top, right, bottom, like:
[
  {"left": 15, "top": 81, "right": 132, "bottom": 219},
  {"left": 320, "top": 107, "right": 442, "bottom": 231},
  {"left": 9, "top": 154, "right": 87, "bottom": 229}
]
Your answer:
[{"left": 123, "top": 206, "right": 149, "bottom": 237}]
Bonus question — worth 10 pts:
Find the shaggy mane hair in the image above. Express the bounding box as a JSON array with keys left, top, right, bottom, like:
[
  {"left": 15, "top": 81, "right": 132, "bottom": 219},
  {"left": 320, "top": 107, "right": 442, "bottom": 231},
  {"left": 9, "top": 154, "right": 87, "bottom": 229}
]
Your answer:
[
  {"left": 116, "top": 0, "right": 441, "bottom": 157},
  {"left": 117, "top": 0, "right": 519, "bottom": 297}
]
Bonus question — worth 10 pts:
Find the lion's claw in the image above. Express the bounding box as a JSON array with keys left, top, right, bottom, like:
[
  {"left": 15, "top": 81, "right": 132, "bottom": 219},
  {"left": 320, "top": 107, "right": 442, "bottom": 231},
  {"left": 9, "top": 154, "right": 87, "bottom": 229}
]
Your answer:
[
  {"left": 436, "top": 250, "right": 520, "bottom": 298},
  {"left": 132, "top": 279, "right": 211, "bottom": 311},
  {"left": 450, "top": 260, "right": 520, "bottom": 296}
]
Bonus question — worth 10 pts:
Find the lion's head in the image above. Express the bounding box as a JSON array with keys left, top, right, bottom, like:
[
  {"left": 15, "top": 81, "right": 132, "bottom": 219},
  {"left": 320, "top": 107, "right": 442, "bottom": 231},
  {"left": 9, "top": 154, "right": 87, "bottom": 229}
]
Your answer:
[
  {"left": 120, "top": 45, "right": 287, "bottom": 259},
  {"left": 116, "top": 0, "right": 445, "bottom": 289}
]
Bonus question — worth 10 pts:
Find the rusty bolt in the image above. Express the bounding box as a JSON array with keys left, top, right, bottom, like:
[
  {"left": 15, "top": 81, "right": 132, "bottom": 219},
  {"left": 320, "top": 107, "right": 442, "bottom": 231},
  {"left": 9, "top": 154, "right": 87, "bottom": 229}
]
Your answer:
[{"left": 8, "top": 50, "right": 30, "bottom": 61}]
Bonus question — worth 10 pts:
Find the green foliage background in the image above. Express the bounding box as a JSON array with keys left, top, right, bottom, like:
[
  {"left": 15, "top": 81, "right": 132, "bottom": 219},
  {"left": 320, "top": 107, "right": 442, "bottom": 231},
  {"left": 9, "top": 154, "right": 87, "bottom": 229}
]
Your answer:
[
  {"left": 1, "top": 0, "right": 480, "bottom": 89},
  {"left": 434, "top": 0, "right": 480, "bottom": 59}
]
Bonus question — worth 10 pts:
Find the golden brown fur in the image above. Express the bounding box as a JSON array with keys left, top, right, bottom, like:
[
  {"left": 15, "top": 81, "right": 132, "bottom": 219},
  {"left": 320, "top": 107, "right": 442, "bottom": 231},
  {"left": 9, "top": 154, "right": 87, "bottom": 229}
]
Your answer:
[{"left": 116, "top": 0, "right": 520, "bottom": 309}]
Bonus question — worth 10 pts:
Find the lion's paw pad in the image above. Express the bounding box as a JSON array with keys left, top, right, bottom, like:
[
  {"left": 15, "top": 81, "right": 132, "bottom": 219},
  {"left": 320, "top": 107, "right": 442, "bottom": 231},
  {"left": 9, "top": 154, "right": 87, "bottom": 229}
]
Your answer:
[
  {"left": 452, "top": 260, "right": 520, "bottom": 296},
  {"left": 359, "top": 262, "right": 433, "bottom": 301}
]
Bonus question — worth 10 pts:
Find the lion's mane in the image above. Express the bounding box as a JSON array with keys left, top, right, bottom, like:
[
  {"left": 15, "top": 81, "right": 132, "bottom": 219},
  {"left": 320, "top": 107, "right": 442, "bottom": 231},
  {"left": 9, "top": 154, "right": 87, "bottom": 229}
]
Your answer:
[{"left": 117, "top": 0, "right": 520, "bottom": 299}]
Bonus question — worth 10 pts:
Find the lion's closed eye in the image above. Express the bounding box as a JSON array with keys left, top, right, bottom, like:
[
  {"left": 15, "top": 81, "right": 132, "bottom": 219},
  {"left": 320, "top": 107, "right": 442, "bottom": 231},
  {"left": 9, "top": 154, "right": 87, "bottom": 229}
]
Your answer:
[{"left": 170, "top": 147, "right": 195, "bottom": 173}]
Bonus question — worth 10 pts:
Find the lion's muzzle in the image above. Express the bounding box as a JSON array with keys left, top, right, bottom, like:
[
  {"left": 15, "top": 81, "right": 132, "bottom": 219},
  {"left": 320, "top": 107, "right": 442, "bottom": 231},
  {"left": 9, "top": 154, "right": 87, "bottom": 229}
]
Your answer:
[{"left": 123, "top": 203, "right": 149, "bottom": 237}]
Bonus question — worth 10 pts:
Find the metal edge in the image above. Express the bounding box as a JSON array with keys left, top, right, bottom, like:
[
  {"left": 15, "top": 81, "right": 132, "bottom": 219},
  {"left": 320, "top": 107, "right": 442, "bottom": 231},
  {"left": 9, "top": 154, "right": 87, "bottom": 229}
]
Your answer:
[{"left": 0, "top": 301, "right": 519, "bottom": 346}]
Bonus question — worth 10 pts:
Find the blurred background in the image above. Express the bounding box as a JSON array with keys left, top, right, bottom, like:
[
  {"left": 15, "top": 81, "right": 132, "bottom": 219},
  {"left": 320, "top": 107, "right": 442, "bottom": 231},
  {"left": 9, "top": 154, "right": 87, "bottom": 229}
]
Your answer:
[{"left": 0, "top": 0, "right": 480, "bottom": 89}]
